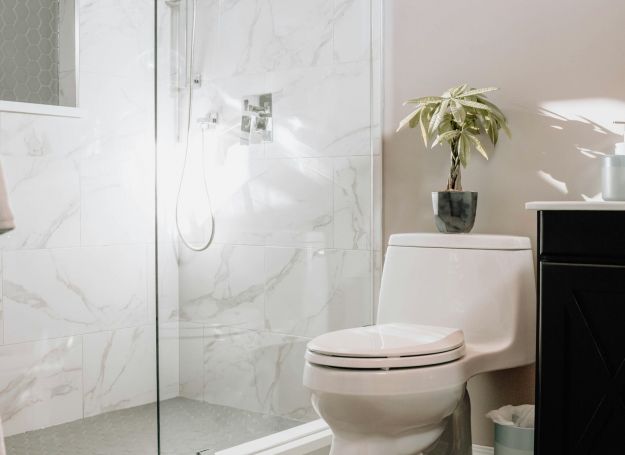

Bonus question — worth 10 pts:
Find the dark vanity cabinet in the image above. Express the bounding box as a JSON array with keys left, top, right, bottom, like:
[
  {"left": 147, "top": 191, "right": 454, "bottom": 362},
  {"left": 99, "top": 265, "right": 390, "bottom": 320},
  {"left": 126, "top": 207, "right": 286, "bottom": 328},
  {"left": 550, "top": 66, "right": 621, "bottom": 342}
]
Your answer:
[{"left": 536, "top": 210, "right": 625, "bottom": 454}]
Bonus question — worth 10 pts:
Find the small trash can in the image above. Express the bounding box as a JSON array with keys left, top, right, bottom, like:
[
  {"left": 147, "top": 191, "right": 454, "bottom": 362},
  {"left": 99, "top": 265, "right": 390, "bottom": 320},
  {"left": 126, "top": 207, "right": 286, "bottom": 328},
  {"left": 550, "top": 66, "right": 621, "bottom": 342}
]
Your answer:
[
  {"left": 487, "top": 405, "right": 535, "bottom": 455},
  {"left": 494, "top": 423, "right": 534, "bottom": 455}
]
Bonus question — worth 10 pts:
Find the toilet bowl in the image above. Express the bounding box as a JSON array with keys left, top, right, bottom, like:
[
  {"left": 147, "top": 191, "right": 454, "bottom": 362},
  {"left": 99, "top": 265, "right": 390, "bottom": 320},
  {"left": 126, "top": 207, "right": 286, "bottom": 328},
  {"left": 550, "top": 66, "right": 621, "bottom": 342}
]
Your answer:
[{"left": 303, "top": 234, "right": 536, "bottom": 455}]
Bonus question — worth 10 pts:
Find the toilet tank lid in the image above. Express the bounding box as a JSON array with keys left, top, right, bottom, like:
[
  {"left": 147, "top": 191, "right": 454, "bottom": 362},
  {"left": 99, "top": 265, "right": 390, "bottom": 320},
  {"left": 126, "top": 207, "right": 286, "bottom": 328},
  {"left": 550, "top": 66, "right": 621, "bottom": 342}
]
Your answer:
[{"left": 389, "top": 233, "right": 531, "bottom": 250}]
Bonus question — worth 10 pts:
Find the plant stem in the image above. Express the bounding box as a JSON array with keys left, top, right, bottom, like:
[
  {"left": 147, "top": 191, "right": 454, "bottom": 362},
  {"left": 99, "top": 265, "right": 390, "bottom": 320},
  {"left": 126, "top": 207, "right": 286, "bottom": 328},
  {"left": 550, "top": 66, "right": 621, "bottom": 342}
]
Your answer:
[{"left": 447, "top": 140, "right": 462, "bottom": 191}]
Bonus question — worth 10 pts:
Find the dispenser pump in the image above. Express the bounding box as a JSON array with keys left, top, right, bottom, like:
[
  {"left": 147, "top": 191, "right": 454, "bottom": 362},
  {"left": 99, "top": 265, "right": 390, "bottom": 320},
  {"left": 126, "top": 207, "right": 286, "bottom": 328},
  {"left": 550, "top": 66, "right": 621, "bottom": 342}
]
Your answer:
[{"left": 615, "top": 121, "right": 625, "bottom": 155}]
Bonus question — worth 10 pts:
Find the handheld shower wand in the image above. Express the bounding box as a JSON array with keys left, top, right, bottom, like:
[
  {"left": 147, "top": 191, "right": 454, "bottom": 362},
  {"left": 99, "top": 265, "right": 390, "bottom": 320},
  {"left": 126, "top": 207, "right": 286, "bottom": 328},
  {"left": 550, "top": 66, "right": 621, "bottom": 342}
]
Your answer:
[{"left": 175, "top": 0, "right": 216, "bottom": 252}]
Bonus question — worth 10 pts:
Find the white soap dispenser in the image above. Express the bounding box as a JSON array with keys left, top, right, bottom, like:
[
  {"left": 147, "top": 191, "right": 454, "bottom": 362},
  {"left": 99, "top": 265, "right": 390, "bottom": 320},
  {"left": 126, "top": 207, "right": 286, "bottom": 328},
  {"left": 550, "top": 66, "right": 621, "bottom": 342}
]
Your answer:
[{"left": 602, "top": 121, "right": 625, "bottom": 201}]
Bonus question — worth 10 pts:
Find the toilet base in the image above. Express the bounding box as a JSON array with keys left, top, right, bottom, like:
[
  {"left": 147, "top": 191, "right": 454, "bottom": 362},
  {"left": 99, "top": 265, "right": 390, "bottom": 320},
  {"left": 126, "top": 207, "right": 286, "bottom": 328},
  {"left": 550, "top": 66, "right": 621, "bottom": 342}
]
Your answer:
[
  {"left": 424, "top": 390, "right": 472, "bottom": 455},
  {"left": 326, "top": 390, "right": 473, "bottom": 455},
  {"left": 330, "top": 423, "right": 447, "bottom": 455}
]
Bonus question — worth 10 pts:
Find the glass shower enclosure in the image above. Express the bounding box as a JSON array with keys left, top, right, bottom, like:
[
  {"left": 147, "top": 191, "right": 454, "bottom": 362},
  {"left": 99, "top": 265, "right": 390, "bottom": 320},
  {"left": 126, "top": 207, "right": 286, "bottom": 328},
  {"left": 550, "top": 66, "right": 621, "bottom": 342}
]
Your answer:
[
  {"left": 155, "top": 0, "right": 382, "bottom": 453},
  {"left": 0, "top": 0, "right": 380, "bottom": 453}
]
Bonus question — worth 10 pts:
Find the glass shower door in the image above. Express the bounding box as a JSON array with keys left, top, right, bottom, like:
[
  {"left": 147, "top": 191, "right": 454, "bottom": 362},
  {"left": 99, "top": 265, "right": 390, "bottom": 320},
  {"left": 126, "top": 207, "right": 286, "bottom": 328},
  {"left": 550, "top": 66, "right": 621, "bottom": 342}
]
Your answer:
[
  {"left": 0, "top": 1, "right": 159, "bottom": 454},
  {"left": 156, "top": 0, "right": 382, "bottom": 453}
]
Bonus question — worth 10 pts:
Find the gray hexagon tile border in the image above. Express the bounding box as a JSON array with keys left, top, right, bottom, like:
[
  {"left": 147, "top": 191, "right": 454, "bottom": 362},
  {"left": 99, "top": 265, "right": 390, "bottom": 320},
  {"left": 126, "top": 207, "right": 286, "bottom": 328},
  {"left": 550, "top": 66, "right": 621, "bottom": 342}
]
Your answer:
[{"left": 0, "top": 0, "right": 60, "bottom": 105}]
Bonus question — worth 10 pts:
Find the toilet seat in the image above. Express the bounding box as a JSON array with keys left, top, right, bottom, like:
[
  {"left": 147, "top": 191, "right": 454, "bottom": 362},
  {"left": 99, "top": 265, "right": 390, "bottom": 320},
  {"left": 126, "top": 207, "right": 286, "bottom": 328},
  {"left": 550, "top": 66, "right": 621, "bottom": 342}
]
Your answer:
[{"left": 306, "top": 323, "right": 465, "bottom": 369}]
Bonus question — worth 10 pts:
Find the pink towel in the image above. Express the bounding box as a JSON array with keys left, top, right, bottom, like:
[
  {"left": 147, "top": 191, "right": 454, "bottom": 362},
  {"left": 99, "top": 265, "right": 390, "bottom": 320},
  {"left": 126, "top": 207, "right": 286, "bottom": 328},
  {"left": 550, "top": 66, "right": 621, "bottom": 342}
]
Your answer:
[{"left": 0, "top": 160, "right": 15, "bottom": 234}]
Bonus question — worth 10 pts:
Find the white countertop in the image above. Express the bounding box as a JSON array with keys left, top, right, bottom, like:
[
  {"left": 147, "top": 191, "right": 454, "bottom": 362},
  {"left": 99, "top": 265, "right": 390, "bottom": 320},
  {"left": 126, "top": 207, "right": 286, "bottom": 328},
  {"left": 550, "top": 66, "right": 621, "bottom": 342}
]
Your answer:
[{"left": 526, "top": 201, "right": 625, "bottom": 211}]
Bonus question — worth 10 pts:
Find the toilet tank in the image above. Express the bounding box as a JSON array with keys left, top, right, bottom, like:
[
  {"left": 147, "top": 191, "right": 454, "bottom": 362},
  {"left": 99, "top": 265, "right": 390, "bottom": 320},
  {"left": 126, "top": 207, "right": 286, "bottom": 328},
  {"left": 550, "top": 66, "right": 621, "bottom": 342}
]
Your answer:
[{"left": 378, "top": 234, "right": 536, "bottom": 366}]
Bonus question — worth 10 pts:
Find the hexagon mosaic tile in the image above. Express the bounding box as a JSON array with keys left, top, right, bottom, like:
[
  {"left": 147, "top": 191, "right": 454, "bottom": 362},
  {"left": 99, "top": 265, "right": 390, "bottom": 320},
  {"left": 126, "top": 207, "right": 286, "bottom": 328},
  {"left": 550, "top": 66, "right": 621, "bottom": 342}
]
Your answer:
[
  {"left": 0, "top": 0, "right": 60, "bottom": 105},
  {"left": 4, "top": 398, "right": 300, "bottom": 455}
]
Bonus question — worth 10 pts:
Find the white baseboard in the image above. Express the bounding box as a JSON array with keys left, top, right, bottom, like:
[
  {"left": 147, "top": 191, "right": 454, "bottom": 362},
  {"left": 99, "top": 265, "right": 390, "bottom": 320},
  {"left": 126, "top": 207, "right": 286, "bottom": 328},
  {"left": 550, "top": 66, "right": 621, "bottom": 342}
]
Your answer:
[{"left": 216, "top": 419, "right": 495, "bottom": 455}]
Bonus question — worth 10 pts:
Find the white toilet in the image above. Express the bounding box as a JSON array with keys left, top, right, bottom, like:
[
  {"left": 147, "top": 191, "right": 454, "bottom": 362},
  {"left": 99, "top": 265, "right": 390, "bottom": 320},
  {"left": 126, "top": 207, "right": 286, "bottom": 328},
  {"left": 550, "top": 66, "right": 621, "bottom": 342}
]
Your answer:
[{"left": 303, "top": 233, "right": 536, "bottom": 455}]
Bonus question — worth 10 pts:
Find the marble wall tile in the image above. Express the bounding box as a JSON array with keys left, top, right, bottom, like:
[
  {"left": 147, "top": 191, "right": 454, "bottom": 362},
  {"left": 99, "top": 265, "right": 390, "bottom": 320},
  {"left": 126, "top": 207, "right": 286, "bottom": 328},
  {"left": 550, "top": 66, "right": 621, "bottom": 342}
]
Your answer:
[
  {"left": 333, "top": 156, "right": 372, "bottom": 250},
  {"left": 265, "top": 62, "right": 371, "bottom": 158},
  {"left": 215, "top": 0, "right": 333, "bottom": 78},
  {"left": 0, "top": 113, "right": 82, "bottom": 250},
  {"left": 158, "top": 322, "right": 180, "bottom": 401},
  {"left": 179, "top": 244, "right": 265, "bottom": 329},
  {"left": 333, "top": 0, "right": 371, "bottom": 64},
  {"left": 0, "top": 156, "right": 80, "bottom": 250},
  {"left": 0, "top": 337, "right": 82, "bottom": 436},
  {"left": 252, "top": 331, "right": 316, "bottom": 421},
  {"left": 3, "top": 245, "right": 149, "bottom": 344},
  {"left": 202, "top": 327, "right": 315, "bottom": 421},
  {"left": 83, "top": 325, "right": 156, "bottom": 417},
  {"left": 261, "top": 158, "right": 333, "bottom": 248},
  {"left": 149, "top": 242, "right": 180, "bottom": 323},
  {"left": 79, "top": 72, "right": 155, "bottom": 247},
  {"left": 179, "top": 322, "right": 204, "bottom": 400},
  {"left": 0, "top": 257, "right": 3, "bottom": 345},
  {"left": 265, "top": 247, "right": 372, "bottom": 338},
  {"left": 210, "top": 157, "right": 269, "bottom": 246},
  {"left": 79, "top": 0, "right": 154, "bottom": 78}
]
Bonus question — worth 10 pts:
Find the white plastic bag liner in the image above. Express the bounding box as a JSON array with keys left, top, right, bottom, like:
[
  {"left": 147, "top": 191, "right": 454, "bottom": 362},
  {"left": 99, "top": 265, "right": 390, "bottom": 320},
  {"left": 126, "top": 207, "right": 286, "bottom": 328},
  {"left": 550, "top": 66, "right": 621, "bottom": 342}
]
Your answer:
[{"left": 487, "top": 405, "right": 534, "bottom": 455}]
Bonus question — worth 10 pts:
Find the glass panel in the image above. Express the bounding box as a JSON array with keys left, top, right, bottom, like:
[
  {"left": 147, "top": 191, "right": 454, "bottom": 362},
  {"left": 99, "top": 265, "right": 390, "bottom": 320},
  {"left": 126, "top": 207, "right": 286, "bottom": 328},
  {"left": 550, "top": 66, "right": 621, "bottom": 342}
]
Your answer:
[
  {"left": 0, "top": 0, "right": 79, "bottom": 107},
  {"left": 156, "top": 0, "right": 382, "bottom": 453},
  {"left": 0, "top": 1, "right": 158, "bottom": 454}
]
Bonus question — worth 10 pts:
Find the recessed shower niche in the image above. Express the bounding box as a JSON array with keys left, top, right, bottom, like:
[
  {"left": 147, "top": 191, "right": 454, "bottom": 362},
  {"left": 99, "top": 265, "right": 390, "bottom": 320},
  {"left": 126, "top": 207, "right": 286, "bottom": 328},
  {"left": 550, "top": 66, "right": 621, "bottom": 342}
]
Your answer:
[{"left": 0, "top": 0, "right": 78, "bottom": 110}]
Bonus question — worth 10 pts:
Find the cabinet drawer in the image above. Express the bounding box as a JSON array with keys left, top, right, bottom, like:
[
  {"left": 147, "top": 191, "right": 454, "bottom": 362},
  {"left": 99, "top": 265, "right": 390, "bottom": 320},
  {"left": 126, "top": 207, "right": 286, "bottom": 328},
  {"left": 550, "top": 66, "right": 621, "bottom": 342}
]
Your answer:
[{"left": 539, "top": 211, "right": 625, "bottom": 261}]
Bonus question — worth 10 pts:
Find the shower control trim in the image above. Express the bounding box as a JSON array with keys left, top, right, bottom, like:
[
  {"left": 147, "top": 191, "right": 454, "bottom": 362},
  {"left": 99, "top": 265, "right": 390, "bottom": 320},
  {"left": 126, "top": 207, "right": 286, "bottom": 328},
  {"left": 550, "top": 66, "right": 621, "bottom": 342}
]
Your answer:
[{"left": 241, "top": 93, "right": 273, "bottom": 142}]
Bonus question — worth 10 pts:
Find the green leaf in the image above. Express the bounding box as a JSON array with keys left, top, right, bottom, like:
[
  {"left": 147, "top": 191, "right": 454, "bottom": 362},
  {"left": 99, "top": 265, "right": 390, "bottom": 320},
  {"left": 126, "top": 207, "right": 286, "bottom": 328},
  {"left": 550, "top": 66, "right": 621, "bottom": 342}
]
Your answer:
[
  {"left": 451, "top": 84, "right": 468, "bottom": 97},
  {"left": 458, "top": 87, "right": 499, "bottom": 98},
  {"left": 458, "top": 135, "right": 468, "bottom": 167},
  {"left": 456, "top": 99, "right": 493, "bottom": 111},
  {"left": 476, "top": 97, "right": 507, "bottom": 121},
  {"left": 431, "top": 130, "right": 460, "bottom": 148},
  {"left": 467, "top": 134, "right": 489, "bottom": 160},
  {"left": 429, "top": 99, "right": 450, "bottom": 134},
  {"left": 450, "top": 100, "right": 466, "bottom": 124},
  {"left": 403, "top": 96, "right": 443, "bottom": 106},
  {"left": 396, "top": 107, "right": 422, "bottom": 132},
  {"left": 419, "top": 107, "right": 430, "bottom": 146}
]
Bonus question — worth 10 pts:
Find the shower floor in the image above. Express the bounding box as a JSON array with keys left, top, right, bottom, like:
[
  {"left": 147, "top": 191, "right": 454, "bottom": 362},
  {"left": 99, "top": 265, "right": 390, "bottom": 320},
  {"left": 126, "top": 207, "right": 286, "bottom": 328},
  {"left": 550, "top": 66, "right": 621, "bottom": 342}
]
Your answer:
[{"left": 5, "top": 397, "right": 301, "bottom": 455}]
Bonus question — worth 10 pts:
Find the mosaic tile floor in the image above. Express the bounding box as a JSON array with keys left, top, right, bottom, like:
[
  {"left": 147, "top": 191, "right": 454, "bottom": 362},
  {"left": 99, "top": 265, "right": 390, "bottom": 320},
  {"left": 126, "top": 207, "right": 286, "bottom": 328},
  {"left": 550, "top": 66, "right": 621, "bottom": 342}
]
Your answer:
[{"left": 5, "top": 397, "right": 301, "bottom": 455}]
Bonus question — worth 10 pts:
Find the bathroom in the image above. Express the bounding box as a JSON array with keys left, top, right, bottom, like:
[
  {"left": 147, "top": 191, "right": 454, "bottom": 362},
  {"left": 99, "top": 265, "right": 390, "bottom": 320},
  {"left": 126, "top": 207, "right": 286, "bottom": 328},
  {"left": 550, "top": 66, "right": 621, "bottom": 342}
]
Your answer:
[{"left": 0, "top": 0, "right": 623, "bottom": 454}]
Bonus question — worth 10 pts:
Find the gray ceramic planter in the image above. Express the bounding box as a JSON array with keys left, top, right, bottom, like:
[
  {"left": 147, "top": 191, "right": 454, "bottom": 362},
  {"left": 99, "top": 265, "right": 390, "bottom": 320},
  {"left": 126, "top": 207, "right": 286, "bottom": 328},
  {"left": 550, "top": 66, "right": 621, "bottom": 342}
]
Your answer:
[{"left": 432, "top": 191, "right": 478, "bottom": 233}]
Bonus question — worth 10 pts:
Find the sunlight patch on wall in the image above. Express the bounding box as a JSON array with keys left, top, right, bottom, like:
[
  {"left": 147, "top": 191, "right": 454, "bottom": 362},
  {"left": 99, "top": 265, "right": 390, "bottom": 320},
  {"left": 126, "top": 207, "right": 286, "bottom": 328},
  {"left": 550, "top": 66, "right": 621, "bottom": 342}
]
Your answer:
[
  {"left": 537, "top": 170, "right": 568, "bottom": 194},
  {"left": 540, "top": 98, "right": 625, "bottom": 135}
]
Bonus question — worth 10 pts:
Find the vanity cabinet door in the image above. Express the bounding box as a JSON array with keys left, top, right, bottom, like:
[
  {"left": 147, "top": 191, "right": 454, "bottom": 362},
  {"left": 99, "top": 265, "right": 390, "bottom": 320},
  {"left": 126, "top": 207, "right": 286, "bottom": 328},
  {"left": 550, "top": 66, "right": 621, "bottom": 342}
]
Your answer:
[{"left": 538, "top": 262, "right": 625, "bottom": 454}]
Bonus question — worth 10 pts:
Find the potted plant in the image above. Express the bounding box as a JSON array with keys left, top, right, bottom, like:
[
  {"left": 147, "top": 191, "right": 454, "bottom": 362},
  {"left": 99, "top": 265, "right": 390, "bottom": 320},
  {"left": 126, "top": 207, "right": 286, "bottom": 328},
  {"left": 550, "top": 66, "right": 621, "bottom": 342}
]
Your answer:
[{"left": 396, "top": 84, "right": 510, "bottom": 233}]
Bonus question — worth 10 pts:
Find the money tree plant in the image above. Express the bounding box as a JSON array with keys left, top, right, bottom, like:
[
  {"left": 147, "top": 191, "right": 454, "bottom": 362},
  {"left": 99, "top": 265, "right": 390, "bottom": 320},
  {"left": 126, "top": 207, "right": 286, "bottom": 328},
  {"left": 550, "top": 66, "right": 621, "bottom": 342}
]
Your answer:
[{"left": 396, "top": 84, "right": 511, "bottom": 191}]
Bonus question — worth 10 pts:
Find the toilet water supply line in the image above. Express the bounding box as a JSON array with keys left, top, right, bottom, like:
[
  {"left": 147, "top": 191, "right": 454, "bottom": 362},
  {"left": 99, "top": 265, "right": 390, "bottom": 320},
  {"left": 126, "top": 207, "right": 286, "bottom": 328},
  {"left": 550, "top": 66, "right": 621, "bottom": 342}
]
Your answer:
[{"left": 174, "top": 0, "right": 216, "bottom": 252}]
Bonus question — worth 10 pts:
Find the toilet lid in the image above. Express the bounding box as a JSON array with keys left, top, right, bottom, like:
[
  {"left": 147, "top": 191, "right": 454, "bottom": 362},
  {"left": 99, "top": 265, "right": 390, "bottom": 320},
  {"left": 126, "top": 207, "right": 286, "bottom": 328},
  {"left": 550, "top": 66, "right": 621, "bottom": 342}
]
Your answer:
[{"left": 307, "top": 323, "right": 464, "bottom": 358}]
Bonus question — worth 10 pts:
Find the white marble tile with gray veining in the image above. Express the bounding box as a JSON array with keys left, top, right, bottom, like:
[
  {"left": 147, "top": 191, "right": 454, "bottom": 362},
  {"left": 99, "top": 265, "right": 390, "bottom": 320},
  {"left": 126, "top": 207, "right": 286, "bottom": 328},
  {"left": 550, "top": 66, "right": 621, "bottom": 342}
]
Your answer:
[
  {"left": 202, "top": 327, "right": 315, "bottom": 421},
  {"left": 179, "top": 244, "right": 265, "bottom": 329},
  {"left": 261, "top": 158, "right": 333, "bottom": 248},
  {"left": 333, "top": 0, "right": 371, "bottom": 64},
  {"left": 2, "top": 246, "right": 149, "bottom": 344},
  {"left": 210, "top": 157, "right": 269, "bottom": 246},
  {"left": 0, "top": 113, "right": 82, "bottom": 250},
  {"left": 0, "top": 256, "right": 3, "bottom": 345},
  {"left": 215, "top": 0, "right": 333, "bottom": 78},
  {"left": 78, "top": 72, "right": 155, "bottom": 247},
  {"left": 265, "top": 247, "right": 372, "bottom": 337},
  {"left": 179, "top": 322, "right": 204, "bottom": 401},
  {"left": 0, "top": 337, "right": 82, "bottom": 436},
  {"left": 333, "top": 156, "right": 372, "bottom": 250},
  {"left": 158, "top": 322, "right": 180, "bottom": 401},
  {"left": 265, "top": 62, "right": 371, "bottom": 158},
  {"left": 148, "top": 242, "right": 179, "bottom": 323},
  {"left": 79, "top": 0, "right": 154, "bottom": 78},
  {"left": 83, "top": 325, "right": 156, "bottom": 417}
]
